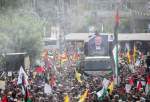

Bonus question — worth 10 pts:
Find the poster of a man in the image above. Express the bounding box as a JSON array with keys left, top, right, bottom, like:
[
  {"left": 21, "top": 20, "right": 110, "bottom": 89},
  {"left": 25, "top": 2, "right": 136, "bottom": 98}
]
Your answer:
[
  {"left": 88, "top": 32, "right": 109, "bottom": 56},
  {"left": 95, "top": 35, "right": 102, "bottom": 50}
]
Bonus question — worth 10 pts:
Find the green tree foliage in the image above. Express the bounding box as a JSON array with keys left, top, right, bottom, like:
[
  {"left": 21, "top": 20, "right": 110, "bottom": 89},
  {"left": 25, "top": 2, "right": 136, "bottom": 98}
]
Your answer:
[{"left": 0, "top": 9, "right": 44, "bottom": 62}]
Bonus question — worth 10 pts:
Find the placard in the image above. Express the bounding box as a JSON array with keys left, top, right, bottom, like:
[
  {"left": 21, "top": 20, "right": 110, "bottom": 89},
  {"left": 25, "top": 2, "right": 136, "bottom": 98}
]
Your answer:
[
  {"left": 0, "top": 80, "right": 5, "bottom": 90},
  {"left": 125, "top": 84, "right": 131, "bottom": 93},
  {"left": 8, "top": 72, "right": 12, "bottom": 76},
  {"left": 44, "top": 83, "right": 52, "bottom": 95}
]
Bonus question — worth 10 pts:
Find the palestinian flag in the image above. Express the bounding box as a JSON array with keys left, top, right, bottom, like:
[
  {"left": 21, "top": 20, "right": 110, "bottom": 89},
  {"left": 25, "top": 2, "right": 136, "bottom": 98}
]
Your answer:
[
  {"left": 25, "top": 88, "right": 32, "bottom": 102},
  {"left": 112, "top": 8, "right": 120, "bottom": 86},
  {"left": 96, "top": 87, "right": 108, "bottom": 101},
  {"left": 137, "top": 81, "right": 142, "bottom": 91},
  {"left": 145, "top": 75, "right": 150, "bottom": 95}
]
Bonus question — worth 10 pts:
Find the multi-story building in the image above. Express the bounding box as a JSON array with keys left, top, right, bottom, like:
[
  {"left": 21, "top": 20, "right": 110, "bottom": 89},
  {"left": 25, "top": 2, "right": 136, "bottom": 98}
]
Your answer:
[{"left": 36, "top": 0, "right": 150, "bottom": 48}]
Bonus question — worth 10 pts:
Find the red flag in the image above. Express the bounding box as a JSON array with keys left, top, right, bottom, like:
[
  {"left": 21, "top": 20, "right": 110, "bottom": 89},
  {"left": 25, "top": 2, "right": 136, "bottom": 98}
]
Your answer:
[
  {"left": 1, "top": 96, "right": 8, "bottom": 102},
  {"left": 129, "top": 77, "right": 134, "bottom": 86},
  {"left": 113, "top": 8, "right": 120, "bottom": 45},
  {"left": 137, "top": 81, "right": 142, "bottom": 91},
  {"left": 147, "top": 75, "right": 150, "bottom": 85},
  {"left": 115, "top": 9, "right": 120, "bottom": 25}
]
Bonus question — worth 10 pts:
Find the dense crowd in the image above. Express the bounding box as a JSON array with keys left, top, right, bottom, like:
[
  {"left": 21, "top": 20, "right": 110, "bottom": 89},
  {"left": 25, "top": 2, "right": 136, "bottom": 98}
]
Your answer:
[
  {"left": 0, "top": 67, "right": 150, "bottom": 102},
  {"left": 0, "top": 49, "right": 150, "bottom": 102}
]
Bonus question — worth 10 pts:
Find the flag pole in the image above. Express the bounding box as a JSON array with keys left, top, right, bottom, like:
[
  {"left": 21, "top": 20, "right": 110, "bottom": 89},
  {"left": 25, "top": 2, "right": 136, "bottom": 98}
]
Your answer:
[{"left": 114, "top": 6, "right": 120, "bottom": 86}]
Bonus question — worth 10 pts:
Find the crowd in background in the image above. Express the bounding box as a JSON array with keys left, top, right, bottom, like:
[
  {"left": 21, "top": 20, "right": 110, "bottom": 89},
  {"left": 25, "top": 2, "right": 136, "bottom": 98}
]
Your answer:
[{"left": 0, "top": 45, "right": 150, "bottom": 102}]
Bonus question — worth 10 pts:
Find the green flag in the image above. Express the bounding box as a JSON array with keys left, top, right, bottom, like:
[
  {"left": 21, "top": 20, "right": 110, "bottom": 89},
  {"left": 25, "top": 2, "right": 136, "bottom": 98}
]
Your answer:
[
  {"left": 113, "top": 45, "right": 118, "bottom": 78},
  {"left": 96, "top": 87, "right": 108, "bottom": 101}
]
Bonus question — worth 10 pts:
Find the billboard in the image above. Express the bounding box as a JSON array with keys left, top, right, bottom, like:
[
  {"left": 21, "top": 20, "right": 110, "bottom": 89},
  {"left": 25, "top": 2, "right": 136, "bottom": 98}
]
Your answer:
[
  {"left": 88, "top": 35, "right": 109, "bottom": 56},
  {"left": 5, "top": 54, "right": 24, "bottom": 71}
]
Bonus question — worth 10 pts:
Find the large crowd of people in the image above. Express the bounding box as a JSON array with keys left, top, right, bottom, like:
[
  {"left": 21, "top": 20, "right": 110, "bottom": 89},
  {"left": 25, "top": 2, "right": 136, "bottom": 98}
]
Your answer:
[{"left": 0, "top": 47, "right": 150, "bottom": 102}]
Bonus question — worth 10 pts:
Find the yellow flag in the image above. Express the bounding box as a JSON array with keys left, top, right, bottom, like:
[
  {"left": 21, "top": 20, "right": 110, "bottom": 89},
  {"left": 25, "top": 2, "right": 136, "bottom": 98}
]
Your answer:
[
  {"left": 108, "top": 81, "right": 114, "bottom": 94},
  {"left": 64, "top": 95, "right": 70, "bottom": 102},
  {"left": 127, "top": 51, "right": 131, "bottom": 64},
  {"left": 133, "top": 45, "right": 137, "bottom": 63},
  {"left": 75, "top": 70, "right": 82, "bottom": 83},
  {"left": 61, "top": 53, "right": 68, "bottom": 64},
  {"left": 79, "top": 89, "right": 88, "bottom": 102}
]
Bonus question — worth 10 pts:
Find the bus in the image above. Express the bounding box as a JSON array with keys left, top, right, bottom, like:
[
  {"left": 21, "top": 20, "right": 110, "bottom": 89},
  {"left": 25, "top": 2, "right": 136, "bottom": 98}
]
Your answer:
[{"left": 80, "top": 33, "right": 113, "bottom": 76}]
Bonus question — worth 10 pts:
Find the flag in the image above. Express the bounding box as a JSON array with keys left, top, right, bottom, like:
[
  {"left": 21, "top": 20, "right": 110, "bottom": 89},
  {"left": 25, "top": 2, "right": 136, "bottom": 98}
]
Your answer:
[
  {"left": 133, "top": 44, "right": 137, "bottom": 63},
  {"left": 17, "top": 67, "right": 30, "bottom": 102},
  {"left": 115, "top": 9, "right": 120, "bottom": 26},
  {"left": 141, "top": 81, "right": 146, "bottom": 86},
  {"left": 125, "top": 43, "right": 131, "bottom": 64},
  {"left": 27, "top": 98, "right": 32, "bottom": 102},
  {"left": 96, "top": 87, "right": 108, "bottom": 101},
  {"left": 129, "top": 77, "right": 134, "bottom": 86},
  {"left": 21, "top": 85, "right": 25, "bottom": 95},
  {"left": 112, "top": 46, "right": 117, "bottom": 65},
  {"left": 78, "top": 89, "right": 88, "bottom": 102},
  {"left": 113, "top": 8, "right": 120, "bottom": 45},
  {"left": 61, "top": 52, "right": 68, "bottom": 63},
  {"left": 145, "top": 83, "right": 150, "bottom": 95},
  {"left": 1, "top": 95, "right": 8, "bottom": 102},
  {"left": 102, "top": 78, "right": 110, "bottom": 88},
  {"left": 137, "top": 81, "right": 142, "bottom": 91},
  {"left": 112, "top": 9, "right": 120, "bottom": 86},
  {"left": 64, "top": 95, "right": 70, "bottom": 102},
  {"left": 73, "top": 53, "right": 80, "bottom": 61},
  {"left": 108, "top": 81, "right": 114, "bottom": 94},
  {"left": 145, "top": 75, "right": 150, "bottom": 95},
  {"left": 75, "top": 70, "right": 82, "bottom": 83},
  {"left": 127, "top": 50, "right": 131, "bottom": 64},
  {"left": 17, "top": 66, "right": 28, "bottom": 86},
  {"left": 25, "top": 87, "right": 30, "bottom": 102},
  {"left": 147, "top": 75, "right": 150, "bottom": 85},
  {"left": 112, "top": 46, "right": 118, "bottom": 79}
]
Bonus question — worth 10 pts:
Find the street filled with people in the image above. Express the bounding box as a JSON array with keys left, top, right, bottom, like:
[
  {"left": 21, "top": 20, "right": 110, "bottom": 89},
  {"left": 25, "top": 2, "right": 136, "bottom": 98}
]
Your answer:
[{"left": 0, "top": 45, "right": 150, "bottom": 102}]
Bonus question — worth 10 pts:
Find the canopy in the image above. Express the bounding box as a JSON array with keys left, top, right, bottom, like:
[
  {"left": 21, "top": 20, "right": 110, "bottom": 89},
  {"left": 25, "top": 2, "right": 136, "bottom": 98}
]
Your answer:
[{"left": 65, "top": 33, "right": 150, "bottom": 41}]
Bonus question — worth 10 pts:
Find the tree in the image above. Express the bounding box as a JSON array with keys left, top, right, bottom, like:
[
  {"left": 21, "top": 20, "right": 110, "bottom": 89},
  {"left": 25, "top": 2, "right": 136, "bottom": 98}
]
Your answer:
[{"left": 0, "top": 9, "right": 44, "bottom": 64}]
